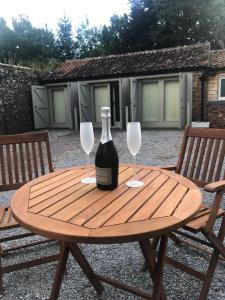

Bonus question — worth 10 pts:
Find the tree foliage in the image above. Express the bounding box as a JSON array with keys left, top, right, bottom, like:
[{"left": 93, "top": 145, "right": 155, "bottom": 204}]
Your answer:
[
  {"left": 56, "top": 15, "right": 75, "bottom": 60},
  {"left": 0, "top": 15, "right": 58, "bottom": 69},
  {"left": 98, "top": 0, "right": 225, "bottom": 54},
  {"left": 12, "top": 16, "right": 57, "bottom": 63},
  {"left": 0, "top": 0, "right": 225, "bottom": 69},
  {"left": 0, "top": 17, "right": 16, "bottom": 63},
  {"left": 75, "top": 18, "right": 103, "bottom": 58},
  {"left": 101, "top": 14, "right": 130, "bottom": 55},
  {"left": 125, "top": 0, "right": 225, "bottom": 51}
]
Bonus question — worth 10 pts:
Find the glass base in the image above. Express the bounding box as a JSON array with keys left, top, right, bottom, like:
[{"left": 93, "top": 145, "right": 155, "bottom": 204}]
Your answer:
[
  {"left": 81, "top": 177, "right": 96, "bottom": 184},
  {"left": 126, "top": 180, "right": 144, "bottom": 188}
]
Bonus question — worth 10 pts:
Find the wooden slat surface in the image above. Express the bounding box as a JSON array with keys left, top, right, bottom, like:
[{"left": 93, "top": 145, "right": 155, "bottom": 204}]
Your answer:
[
  {"left": 185, "top": 206, "right": 224, "bottom": 232},
  {"left": 177, "top": 126, "right": 225, "bottom": 189},
  {"left": 214, "top": 140, "right": 225, "bottom": 181},
  {"left": 11, "top": 165, "right": 202, "bottom": 243},
  {"left": 183, "top": 137, "right": 195, "bottom": 177},
  {"left": 201, "top": 138, "right": 213, "bottom": 181},
  {"left": 207, "top": 139, "right": 220, "bottom": 182},
  {"left": 0, "top": 131, "right": 53, "bottom": 191},
  {"left": 13, "top": 144, "right": 19, "bottom": 183}
]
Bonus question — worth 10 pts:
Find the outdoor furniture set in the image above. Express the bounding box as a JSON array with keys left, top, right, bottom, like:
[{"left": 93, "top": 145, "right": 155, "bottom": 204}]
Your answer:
[{"left": 0, "top": 126, "right": 225, "bottom": 299}]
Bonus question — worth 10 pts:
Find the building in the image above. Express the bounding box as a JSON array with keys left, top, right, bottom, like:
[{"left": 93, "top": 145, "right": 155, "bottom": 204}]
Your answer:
[{"left": 32, "top": 42, "right": 225, "bottom": 129}]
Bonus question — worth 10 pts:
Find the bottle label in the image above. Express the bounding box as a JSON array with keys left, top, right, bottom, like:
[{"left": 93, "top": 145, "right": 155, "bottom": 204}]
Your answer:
[{"left": 96, "top": 167, "right": 112, "bottom": 185}]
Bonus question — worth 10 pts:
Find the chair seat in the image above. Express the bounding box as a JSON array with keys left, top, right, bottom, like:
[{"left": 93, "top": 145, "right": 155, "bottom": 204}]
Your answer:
[
  {"left": 0, "top": 205, "right": 19, "bottom": 230},
  {"left": 184, "top": 205, "right": 224, "bottom": 233}
]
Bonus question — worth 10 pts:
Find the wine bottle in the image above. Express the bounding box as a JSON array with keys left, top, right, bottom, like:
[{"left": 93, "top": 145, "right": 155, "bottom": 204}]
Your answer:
[{"left": 95, "top": 107, "right": 119, "bottom": 190}]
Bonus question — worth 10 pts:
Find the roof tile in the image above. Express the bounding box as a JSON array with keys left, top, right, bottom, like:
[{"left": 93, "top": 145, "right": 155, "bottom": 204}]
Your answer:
[{"left": 45, "top": 42, "right": 211, "bottom": 82}]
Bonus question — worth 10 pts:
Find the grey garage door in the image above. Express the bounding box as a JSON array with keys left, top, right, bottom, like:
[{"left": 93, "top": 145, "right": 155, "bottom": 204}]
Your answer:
[
  {"left": 131, "top": 75, "right": 186, "bottom": 128},
  {"left": 31, "top": 85, "right": 50, "bottom": 129},
  {"left": 141, "top": 78, "right": 180, "bottom": 127}
]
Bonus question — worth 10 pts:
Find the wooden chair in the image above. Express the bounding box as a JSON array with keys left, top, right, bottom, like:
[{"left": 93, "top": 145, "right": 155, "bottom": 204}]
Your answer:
[
  {"left": 160, "top": 125, "right": 225, "bottom": 299},
  {"left": 0, "top": 131, "right": 59, "bottom": 294}
]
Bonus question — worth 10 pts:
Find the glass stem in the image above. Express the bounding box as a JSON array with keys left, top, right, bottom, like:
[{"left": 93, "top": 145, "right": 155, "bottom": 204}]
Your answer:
[
  {"left": 86, "top": 153, "right": 90, "bottom": 178},
  {"left": 133, "top": 154, "right": 136, "bottom": 180}
]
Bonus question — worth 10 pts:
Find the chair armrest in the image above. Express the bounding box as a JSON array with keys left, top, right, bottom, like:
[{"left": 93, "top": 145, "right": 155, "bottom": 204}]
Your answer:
[
  {"left": 204, "top": 180, "right": 225, "bottom": 193},
  {"left": 161, "top": 165, "right": 177, "bottom": 171}
]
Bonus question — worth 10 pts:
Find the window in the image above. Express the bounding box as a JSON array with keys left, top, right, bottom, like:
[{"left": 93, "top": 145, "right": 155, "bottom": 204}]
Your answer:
[{"left": 219, "top": 78, "right": 225, "bottom": 100}]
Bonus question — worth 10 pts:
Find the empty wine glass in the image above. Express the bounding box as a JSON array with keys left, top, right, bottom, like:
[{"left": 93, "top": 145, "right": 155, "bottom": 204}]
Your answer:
[
  {"left": 126, "top": 122, "right": 144, "bottom": 188},
  {"left": 80, "top": 122, "right": 96, "bottom": 184}
]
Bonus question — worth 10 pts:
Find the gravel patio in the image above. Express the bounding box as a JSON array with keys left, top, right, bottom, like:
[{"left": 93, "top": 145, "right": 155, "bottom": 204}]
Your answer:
[{"left": 1, "top": 129, "right": 225, "bottom": 300}]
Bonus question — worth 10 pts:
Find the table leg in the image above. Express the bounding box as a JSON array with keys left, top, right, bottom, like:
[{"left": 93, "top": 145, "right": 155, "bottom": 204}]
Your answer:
[
  {"left": 66, "top": 243, "right": 104, "bottom": 295},
  {"left": 139, "top": 236, "right": 168, "bottom": 300},
  {"left": 49, "top": 243, "right": 69, "bottom": 300},
  {"left": 152, "top": 235, "right": 168, "bottom": 300}
]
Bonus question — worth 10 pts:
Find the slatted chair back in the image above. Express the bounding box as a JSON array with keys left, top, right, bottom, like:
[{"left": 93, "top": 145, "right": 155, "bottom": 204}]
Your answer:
[
  {"left": 175, "top": 126, "right": 225, "bottom": 188},
  {"left": 0, "top": 131, "right": 54, "bottom": 192}
]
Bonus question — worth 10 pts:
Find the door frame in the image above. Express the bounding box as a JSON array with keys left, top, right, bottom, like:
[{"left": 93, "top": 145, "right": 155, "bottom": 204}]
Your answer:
[
  {"left": 90, "top": 82, "right": 110, "bottom": 127},
  {"left": 80, "top": 78, "right": 122, "bottom": 128},
  {"left": 110, "top": 81, "right": 121, "bottom": 127}
]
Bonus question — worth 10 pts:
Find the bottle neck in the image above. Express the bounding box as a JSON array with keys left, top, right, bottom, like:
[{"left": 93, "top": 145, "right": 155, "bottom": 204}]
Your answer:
[{"left": 101, "top": 117, "right": 112, "bottom": 144}]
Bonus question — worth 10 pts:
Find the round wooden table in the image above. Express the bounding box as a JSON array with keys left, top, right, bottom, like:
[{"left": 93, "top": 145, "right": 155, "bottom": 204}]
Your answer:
[{"left": 11, "top": 164, "right": 202, "bottom": 300}]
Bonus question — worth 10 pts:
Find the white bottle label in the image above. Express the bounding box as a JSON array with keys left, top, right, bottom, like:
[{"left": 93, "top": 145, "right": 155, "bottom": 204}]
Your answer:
[{"left": 96, "top": 167, "right": 112, "bottom": 185}]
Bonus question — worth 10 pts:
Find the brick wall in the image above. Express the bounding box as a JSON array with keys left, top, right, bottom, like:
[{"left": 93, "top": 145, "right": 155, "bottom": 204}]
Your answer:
[
  {"left": 0, "top": 63, "right": 43, "bottom": 134},
  {"left": 191, "top": 71, "right": 225, "bottom": 128},
  {"left": 207, "top": 72, "right": 225, "bottom": 128},
  {"left": 192, "top": 71, "right": 208, "bottom": 122}
]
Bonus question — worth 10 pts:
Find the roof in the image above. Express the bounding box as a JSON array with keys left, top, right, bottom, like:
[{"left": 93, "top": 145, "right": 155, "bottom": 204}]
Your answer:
[
  {"left": 45, "top": 42, "right": 214, "bottom": 82},
  {"left": 209, "top": 49, "right": 225, "bottom": 68}
]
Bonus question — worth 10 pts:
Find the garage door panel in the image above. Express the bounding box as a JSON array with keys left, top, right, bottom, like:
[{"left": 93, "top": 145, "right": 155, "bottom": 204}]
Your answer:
[
  {"left": 164, "top": 80, "right": 180, "bottom": 122},
  {"left": 142, "top": 82, "right": 159, "bottom": 122},
  {"left": 140, "top": 77, "right": 181, "bottom": 128},
  {"left": 52, "top": 89, "right": 67, "bottom": 124},
  {"left": 94, "top": 85, "right": 110, "bottom": 123}
]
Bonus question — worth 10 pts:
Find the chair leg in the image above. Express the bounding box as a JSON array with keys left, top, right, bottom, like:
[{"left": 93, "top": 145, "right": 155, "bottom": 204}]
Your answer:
[
  {"left": 199, "top": 248, "right": 220, "bottom": 299},
  {"left": 200, "top": 216, "right": 225, "bottom": 299},
  {"left": 169, "top": 233, "right": 182, "bottom": 245}
]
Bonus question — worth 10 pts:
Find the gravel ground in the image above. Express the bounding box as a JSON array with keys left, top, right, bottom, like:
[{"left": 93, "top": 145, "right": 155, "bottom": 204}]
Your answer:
[{"left": 1, "top": 129, "right": 225, "bottom": 300}]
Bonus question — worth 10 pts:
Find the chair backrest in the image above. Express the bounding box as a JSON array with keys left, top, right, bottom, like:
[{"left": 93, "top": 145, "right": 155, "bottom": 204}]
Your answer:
[
  {"left": 0, "top": 131, "right": 54, "bottom": 192},
  {"left": 175, "top": 126, "right": 225, "bottom": 188}
]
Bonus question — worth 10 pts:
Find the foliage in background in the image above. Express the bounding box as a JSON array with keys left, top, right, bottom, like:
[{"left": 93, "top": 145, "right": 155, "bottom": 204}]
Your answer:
[
  {"left": 0, "top": 15, "right": 59, "bottom": 69},
  {"left": 0, "top": 0, "right": 225, "bottom": 70},
  {"left": 75, "top": 18, "right": 103, "bottom": 58},
  {"left": 125, "top": 0, "right": 225, "bottom": 51},
  {"left": 56, "top": 15, "right": 75, "bottom": 60},
  {"left": 0, "top": 17, "right": 16, "bottom": 64}
]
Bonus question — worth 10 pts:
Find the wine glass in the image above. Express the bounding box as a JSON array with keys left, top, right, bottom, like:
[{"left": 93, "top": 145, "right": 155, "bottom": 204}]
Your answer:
[
  {"left": 126, "top": 122, "right": 144, "bottom": 188},
  {"left": 80, "top": 122, "right": 96, "bottom": 184}
]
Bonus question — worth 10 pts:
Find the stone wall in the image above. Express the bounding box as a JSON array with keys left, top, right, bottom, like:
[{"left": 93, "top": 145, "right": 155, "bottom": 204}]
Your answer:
[{"left": 0, "top": 63, "right": 42, "bottom": 134}]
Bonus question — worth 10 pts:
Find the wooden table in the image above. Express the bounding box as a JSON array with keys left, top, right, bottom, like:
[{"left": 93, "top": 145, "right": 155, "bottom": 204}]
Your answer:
[{"left": 11, "top": 165, "right": 202, "bottom": 300}]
